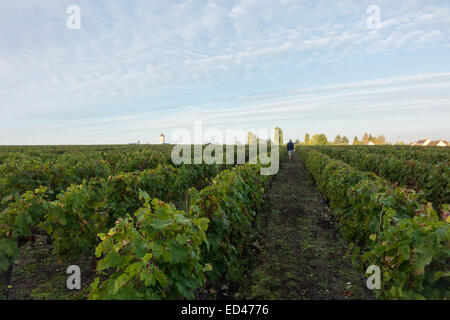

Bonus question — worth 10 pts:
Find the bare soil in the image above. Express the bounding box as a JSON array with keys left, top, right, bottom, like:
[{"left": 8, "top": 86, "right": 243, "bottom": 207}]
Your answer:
[
  {"left": 6, "top": 235, "right": 95, "bottom": 300},
  {"left": 239, "top": 156, "right": 373, "bottom": 299}
]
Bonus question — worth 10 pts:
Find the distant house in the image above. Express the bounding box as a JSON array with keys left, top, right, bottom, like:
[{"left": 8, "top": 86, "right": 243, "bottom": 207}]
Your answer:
[
  {"left": 412, "top": 139, "right": 448, "bottom": 146},
  {"left": 428, "top": 140, "right": 448, "bottom": 147},
  {"left": 412, "top": 139, "right": 432, "bottom": 146},
  {"left": 366, "top": 141, "right": 375, "bottom": 146}
]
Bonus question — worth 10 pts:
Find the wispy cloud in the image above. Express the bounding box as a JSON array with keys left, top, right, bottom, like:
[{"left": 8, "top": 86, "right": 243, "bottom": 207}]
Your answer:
[{"left": 1, "top": 0, "right": 450, "bottom": 144}]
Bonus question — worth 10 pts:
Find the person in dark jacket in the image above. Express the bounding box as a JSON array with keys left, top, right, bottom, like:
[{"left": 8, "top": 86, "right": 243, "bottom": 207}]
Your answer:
[{"left": 287, "top": 139, "right": 295, "bottom": 160}]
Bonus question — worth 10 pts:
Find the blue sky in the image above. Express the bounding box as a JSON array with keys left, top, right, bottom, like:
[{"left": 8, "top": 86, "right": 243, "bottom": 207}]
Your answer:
[{"left": 1, "top": 0, "right": 450, "bottom": 144}]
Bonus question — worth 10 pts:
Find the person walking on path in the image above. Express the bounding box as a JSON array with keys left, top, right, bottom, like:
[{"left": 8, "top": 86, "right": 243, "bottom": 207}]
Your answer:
[{"left": 287, "top": 139, "right": 295, "bottom": 161}]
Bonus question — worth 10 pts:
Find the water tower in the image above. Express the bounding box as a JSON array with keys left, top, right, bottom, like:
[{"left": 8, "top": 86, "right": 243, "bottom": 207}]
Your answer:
[{"left": 159, "top": 133, "right": 165, "bottom": 144}]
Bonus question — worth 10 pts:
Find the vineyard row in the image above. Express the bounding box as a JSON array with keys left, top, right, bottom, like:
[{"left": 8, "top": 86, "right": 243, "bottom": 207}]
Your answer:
[{"left": 298, "top": 147, "right": 449, "bottom": 299}]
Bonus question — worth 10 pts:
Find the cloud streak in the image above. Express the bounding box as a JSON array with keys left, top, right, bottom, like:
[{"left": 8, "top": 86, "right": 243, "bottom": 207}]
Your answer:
[{"left": 0, "top": 0, "right": 450, "bottom": 144}]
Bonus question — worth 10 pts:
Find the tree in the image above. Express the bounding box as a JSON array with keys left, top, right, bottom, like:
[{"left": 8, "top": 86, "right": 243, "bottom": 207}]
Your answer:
[
  {"left": 374, "top": 134, "right": 386, "bottom": 145},
  {"left": 341, "top": 136, "right": 349, "bottom": 145},
  {"left": 353, "top": 136, "right": 362, "bottom": 145},
  {"left": 310, "top": 134, "right": 328, "bottom": 145},
  {"left": 304, "top": 133, "right": 310, "bottom": 145},
  {"left": 247, "top": 131, "right": 256, "bottom": 145},
  {"left": 362, "top": 132, "right": 369, "bottom": 144},
  {"left": 333, "top": 134, "right": 342, "bottom": 145}
]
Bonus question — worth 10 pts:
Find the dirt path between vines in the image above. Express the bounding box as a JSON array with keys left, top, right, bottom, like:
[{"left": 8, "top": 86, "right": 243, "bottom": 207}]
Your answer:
[{"left": 241, "top": 156, "right": 373, "bottom": 300}]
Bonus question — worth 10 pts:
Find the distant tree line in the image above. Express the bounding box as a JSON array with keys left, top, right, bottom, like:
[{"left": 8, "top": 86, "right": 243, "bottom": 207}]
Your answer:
[
  {"left": 300, "top": 132, "right": 388, "bottom": 145},
  {"left": 354, "top": 133, "right": 386, "bottom": 145}
]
